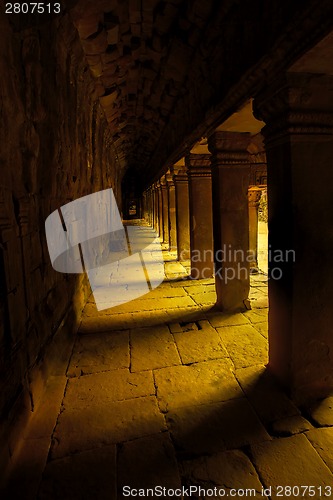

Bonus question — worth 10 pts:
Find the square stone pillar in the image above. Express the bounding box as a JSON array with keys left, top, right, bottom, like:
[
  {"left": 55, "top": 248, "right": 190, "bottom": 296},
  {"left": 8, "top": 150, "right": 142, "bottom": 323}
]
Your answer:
[
  {"left": 208, "top": 131, "right": 252, "bottom": 311},
  {"left": 157, "top": 180, "right": 164, "bottom": 239},
  {"left": 173, "top": 167, "right": 190, "bottom": 261},
  {"left": 148, "top": 187, "right": 153, "bottom": 226},
  {"left": 142, "top": 190, "right": 147, "bottom": 221},
  {"left": 248, "top": 186, "right": 262, "bottom": 273},
  {"left": 254, "top": 73, "right": 333, "bottom": 401},
  {"left": 186, "top": 154, "right": 214, "bottom": 279},
  {"left": 160, "top": 175, "right": 169, "bottom": 246},
  {"left": 166, "top": 173, "right": 177, "bottom": 252},
  {"left": 152, "top": 184, "right": 159, "bottom": 233}
]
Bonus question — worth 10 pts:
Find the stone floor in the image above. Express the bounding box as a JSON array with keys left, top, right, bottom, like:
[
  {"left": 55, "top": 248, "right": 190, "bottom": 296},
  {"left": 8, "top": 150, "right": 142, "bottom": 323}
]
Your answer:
[{"left": 4, "top": 222, "right": 333, "bottom": 499}]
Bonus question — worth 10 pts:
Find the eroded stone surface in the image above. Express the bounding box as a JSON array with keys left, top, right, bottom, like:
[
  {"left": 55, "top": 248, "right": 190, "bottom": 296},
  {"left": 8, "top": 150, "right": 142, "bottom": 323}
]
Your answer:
[
  {"left": 251, "top": 434, "right": 333, "bottom": 498},
  {"left": 130, "top": 325, "right": 181, "bottom": 372},
  {"left": 155, "top": 359, "right": 242, "bottom": 412},
  {"left": 180, "top": 450, "right": 264, "bottom": 495},
  {"left": 235, "top": 365, "right": 300, "bottom": 424},
  {"left": 191, "top": 291, "right": 217, "bottom": 307},
  {"left": 39, "top": 445, "right": 117, "bottom": 500},
  {"left": 217, "top": 324, "right": 268, "bottom": 368},
  {"left": 173, "top": 320, "right": 228, "bottom": 364},
  {"left": 252, "top": 321, "right": 268, "bottom": 339},
  {"left": 307, "top": 396, "right": 333, "bottom": 427},
  {"left": 117, "top": 433, "right": 181, "bottom": 497},
  {"left": 68, "top": 331, "right": 129, "bottom": 377},
  {"left": 243, "top": 309, "right": 268, "bottom": 324},
  {"left": 65, "top": 370, "right": 155, "bottom": 407},
  {"left": 51, "top": 396, "right": 166, "bottom": 459},
  {"left": 306, "top": 427, "right": 333, "bottom": 473},
  {"left": 271, "top": 415, "right": 312, "bottom": 436},
  {"left": 166, "top": 398, "right": 270, "bottom": 455}
]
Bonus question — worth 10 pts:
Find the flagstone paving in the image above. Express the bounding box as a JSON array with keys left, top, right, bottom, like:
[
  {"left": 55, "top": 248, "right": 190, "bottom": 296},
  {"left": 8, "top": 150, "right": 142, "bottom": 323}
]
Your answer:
[{"left": 4, "top": 224, "right": 333, "bottom": 499}]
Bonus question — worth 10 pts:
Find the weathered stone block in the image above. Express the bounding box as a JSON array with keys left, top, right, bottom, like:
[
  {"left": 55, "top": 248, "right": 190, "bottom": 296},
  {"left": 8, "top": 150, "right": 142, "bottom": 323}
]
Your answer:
[{"left": 155, "top": 358, "right": 242, "bottom": 412}]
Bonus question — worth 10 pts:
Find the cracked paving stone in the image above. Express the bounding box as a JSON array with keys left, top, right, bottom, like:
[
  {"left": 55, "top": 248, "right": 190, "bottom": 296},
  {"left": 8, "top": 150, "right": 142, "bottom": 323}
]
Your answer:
[
  {"left": 173, "top": 320, "right": 228, "bottom": 364},
  {"left": 154, "top": 359, "right": 241, "bottom": 412},
  {"left": 67, "top": 330, "right": 129, "bottom": 377},
  {"left": 252, "top": 321, "right": 268, "bottom": 339},
  {"left": 166, "top": 398, "right": 270, "bottom": 455},
  {"left": 64, "top": 369, "right": 155, "bottom": 407},
  {"left": 168, "top": 322, "right": 183, "bottom": 334},
  {"left": 306, "top": 396, "right": 333, "bottom": 426},
  {"left": 271, "top": 415, "right": 312, "bottom": 436},
  {"left": 180, "top": 449, "right": 264, "bottom": 496},
  {"left": 251, "top": 434, "right": 333, "bottom": 498},
  {"left": 206, "top": 312, "right": 251, "bottom": 328},
  {"left": 190, "top": 291, "right": 217, "bottom": 307},
  {"left": 117, "top": 433, "right": 181, "bottom": 497},
  {"left": 306, "top": 427, "right": 333, "bottom": 473},
  {"left": 305, "top": 427, "right": 333, "bottom": 472},
  {"left": 249, "top": 296, "right": 269, "bottom": 309},
  {"left": 217, "top": 324, "right": 268, "bottom": 368},
  {"left": 130, "top": 324, "right": 181, "bottom": 372},
  {"left": 235, "top": 365, "right": 300, "bottom": 424},
  {"left": 243, "top": 309, "right": 268, "bottom": 324},
  {"left": 38, "top": 445, "right": 117, "bottom": 500},
  {"left": 51, "top": 396, "right": 166, "bottom": 460},
  {"left": 185, "top": 283, "right": 216, "bottom": 295}
]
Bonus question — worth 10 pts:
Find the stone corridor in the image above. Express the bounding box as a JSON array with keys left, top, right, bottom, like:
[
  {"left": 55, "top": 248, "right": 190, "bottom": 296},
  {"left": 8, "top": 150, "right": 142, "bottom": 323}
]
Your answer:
[
  {"left": 4, "top": 223, "right": 333, "bottom": 499},
  {"left": 2, "top": 0, "right": 333, "bottom": 497}
]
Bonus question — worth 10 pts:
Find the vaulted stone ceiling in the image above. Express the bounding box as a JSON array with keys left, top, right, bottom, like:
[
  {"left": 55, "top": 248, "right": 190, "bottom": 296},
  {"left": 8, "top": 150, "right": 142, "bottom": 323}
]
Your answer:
[
  {"left": 69, "top": 0, "right": 215, "bottom": 178},
  {"left": 67, "top": 0, "right": 333, "bottom": 187}
]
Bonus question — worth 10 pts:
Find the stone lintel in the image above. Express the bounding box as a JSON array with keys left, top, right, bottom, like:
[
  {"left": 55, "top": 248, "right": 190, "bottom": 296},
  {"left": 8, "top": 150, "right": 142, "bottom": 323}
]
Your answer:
[{"left": 249, "top": 164, "right": 267, "bottom": 187}]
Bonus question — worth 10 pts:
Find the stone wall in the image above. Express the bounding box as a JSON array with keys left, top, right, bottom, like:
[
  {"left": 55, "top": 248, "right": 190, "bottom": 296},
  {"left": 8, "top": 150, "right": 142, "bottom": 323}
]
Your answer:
[{"left": 0, "top": 11, "right": 120, "bottom": 469}]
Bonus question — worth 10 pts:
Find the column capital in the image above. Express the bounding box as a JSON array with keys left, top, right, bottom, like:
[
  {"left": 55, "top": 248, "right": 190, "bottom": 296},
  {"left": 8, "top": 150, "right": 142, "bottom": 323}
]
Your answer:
[
  {"left": 165, "top": 173, "right": 175, "bottom": 187},
  {"left": 253, "top": 73, "right": 333, "bottom": 146},
  {"left": 173, "top": 167, "right": 188, "bottom": 183},
  {"left": 248, "top": 186, "right": 262, "bottom": 207},
  {"left": 208, "top": 130, "right": 252, "bottom": 166},
  {"left": 159, "top": 175, "right": 167, "bottom": 188},
  {"left": 185, "top": 153, "right": 211, "bottom": 177}
]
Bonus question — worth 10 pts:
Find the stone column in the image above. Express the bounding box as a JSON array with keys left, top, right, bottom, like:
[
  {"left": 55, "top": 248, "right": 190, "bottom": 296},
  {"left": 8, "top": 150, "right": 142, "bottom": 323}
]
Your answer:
[
  {"left": 254, "top": 72, "right": 333, "bottom": 401},
  {"left": 208, "top": 131, "right": 252, "bottom": 311},
  {"left": 248, "top": 186, "right": 262, "bottom": 273},
  {"left": 186, "top": 154, "right": 214, "bottom": 279},
  {"left": 157, "top": 180, "right": 164, "bottom": 239},
  {"left": 152, "top": 182, "right": 159, "bottom": 234},
  {"left": 160, "top": 175, "right": 169, "bottom": 246},
  {"left": 166, "top": 172, "right": 177, "bottom": 252},
  {"left": 173, "top": 167, "right": 190, "bottom": 261},
  {"left": 142, "top": 190, "right": 147, "bottom": 221},
  {"left": 147, "top": 187, "right": 153, "bottom": 226}
]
